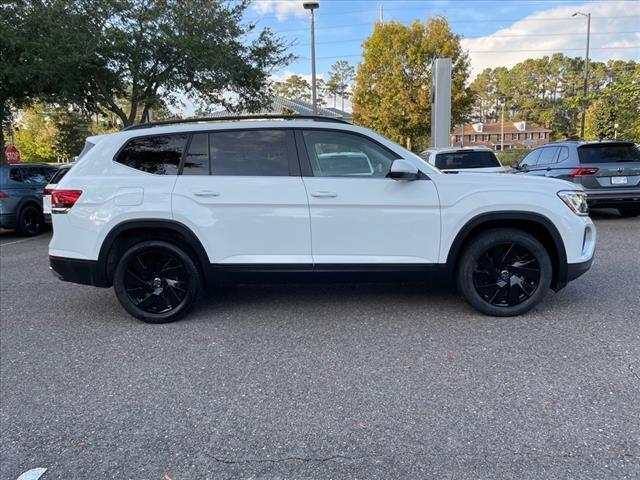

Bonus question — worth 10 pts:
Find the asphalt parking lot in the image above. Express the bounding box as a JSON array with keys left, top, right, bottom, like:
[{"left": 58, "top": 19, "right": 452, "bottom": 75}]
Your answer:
[{"left": 1, "top": 211, "right": 639, "bottom": 480}]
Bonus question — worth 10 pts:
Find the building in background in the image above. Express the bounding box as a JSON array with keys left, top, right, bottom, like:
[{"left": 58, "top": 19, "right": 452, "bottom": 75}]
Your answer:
[{"left": 451, "top": 121, "right": 551, "bottom": 150}]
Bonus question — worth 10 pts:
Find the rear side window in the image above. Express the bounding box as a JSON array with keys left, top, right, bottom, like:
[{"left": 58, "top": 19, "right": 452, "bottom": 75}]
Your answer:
[
  {"left": 434, "top": 151, "right": 500, "bottom": 169},
  {"left": 9, "top": 167, "right": 54, "bottom": 184},
  {"left": 116, "top": 135, "right": 188, "bottom": 174},
  {"left": 555, "top": 146, "right": 570, "bottom": 163},
  {"left": 578, "top": 143, "right": 640, "bottom": 163},
  {"left": 183, "top": 134, "right": 209, "bottom": 175},
  {"left": 537, "top": 147, "right": 559, "bottom": 165},
  {"left": 209, "top": 130, "right": 290, "bottom": 176}
]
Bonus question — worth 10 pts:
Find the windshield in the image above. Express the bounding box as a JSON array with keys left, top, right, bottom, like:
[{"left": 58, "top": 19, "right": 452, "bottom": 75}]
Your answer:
[
  {"left": 435, "top": 151, "right": 500, "bottom": 169},
  {"left": 578, "top": 143, "right": 640, "bottom": 163}
]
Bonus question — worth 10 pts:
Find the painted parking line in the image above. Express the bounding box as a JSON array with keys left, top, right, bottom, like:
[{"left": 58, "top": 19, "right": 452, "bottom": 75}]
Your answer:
[
  {"left": 16, "top": 468, "right": 47, "bottom": 480},
  {"left": 0, "top": 237, "right": 42, "bottom": 247}
]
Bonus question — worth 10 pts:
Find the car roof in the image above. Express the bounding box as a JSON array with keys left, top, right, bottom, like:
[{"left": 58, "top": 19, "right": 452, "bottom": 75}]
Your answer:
[
  {"left": 422, "top": 146, "right": 493, "bottom": 154},
  {"left": 0, "top": 163, "right": 55, "bottom": 168},
  {"left": 545, "top": 140, "right": 636, "bottom": 147}
]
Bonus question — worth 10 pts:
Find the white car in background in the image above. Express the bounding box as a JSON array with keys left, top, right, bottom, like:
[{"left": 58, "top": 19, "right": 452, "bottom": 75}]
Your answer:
[
  {"left": 420, "top": 146, "right": 506, "bottom": 173},
  {"left": 43, "top": 164, "right": 73, "bottom": 224}
]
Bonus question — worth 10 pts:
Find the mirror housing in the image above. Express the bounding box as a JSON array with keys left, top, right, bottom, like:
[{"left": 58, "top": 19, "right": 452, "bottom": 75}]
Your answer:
[{"left": 388, "top": 159, "right": 420, "bottom": 180}]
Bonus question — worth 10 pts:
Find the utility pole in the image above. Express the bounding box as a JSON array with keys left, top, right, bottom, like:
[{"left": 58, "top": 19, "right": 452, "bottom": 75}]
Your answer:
[
  {"left": 303, "top": 2, "right": 320, "bottom": 114},
  {"left": 379, "top": 4, "right": 384, "bottom": 23},
  {"left": 573, "top": 11, "right": 591, "bottom": 139},
  {"left": 500, "top": 101, "right": 505, "bottom": 152}
]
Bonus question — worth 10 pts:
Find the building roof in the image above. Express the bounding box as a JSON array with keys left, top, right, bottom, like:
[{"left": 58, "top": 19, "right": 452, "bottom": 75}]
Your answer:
[
  {"left": 452, "top": 122, "right": 551, "bottom": 135},
  {"left": 210, "top": 96, "right": 352, "bottom": 120}
]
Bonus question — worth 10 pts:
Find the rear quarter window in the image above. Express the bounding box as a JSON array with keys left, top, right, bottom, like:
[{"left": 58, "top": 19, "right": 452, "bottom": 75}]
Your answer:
[{"left": 116, "top": 135, "right": 188, "bottom": 174}]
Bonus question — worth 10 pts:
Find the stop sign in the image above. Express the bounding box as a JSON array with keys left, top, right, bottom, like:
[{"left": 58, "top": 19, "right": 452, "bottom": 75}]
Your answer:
[{"left": 5, "top": 145, "right": 21, "bottom": 164}]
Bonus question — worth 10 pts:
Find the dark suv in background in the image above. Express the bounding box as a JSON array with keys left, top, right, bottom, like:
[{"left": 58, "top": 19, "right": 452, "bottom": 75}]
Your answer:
[
  {"left": 514, "top": 141, "right": 640, "bottom": 217},
  {"left": 0, "top": 163, "right": 58, "bottom": 236}
]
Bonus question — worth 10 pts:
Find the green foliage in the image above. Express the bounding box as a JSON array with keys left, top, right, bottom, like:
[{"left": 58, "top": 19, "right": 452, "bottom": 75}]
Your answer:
[
  {"left": 272, "top": 75, "right": 311, "bottom": 101},
  {"left": 495, "top": 149, "right": 530, "bottom": 167},
  {"left": 469, "top": 55, "right": 639, "bottom": 141},
  {"left": 327, "top": 60, "right": 355, "bottom": 110},
  {"left": 13, "top": 104, "right": 57, "bottom": 163},
  {"left": 52, "top": 111, "right": 93, "bottom": 162},
  {"left": 353, "top": 18, "right": 473, "bottom": 151}
]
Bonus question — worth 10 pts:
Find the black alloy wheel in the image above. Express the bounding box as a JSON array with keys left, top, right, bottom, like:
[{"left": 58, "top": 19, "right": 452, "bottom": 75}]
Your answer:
[
  {"left": 17, "top": 205, "right": 44, "bottom": 236},
  {"left": 457, "top": 228, "right": 552, "bottom": 317},
  {"left": 113, "top": 240, "right": 201, "bottom": 323}
]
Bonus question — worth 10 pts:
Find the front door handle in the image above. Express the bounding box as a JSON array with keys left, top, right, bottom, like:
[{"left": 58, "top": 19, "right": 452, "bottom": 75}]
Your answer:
[
  {"left": 193, "top": 190, "right": 220, "bottom": 197},
  {"left": 310, "top": 191, "right": 338, "bottom": 198}
]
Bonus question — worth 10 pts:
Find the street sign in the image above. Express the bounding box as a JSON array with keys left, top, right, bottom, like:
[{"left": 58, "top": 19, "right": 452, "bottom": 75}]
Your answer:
[{"left": 5, "top": 145, "right": 21, "bottom": 163}]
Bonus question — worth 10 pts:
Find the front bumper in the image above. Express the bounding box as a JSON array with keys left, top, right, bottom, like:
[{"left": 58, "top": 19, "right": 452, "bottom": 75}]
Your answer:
[
  {"left": 49, "top": 256, "right": 109, "bottom": 287},
  {"left": 567, "top": 257, "right": 594, "bottom": 282}
]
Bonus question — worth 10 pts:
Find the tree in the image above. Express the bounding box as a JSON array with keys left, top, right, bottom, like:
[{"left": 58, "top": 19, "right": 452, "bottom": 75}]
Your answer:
[
  {"left": 328, "top": 60, "right": 355, "bottom": 110},
  {"left": 52, "top": 110, "right": 93, "bottom": 162},
  {"left": 353, "top": 17, "right": 473, "bottom": 151},
  {"left": 272, "top": 75, "right": 311, "bottom": 100},
  {"left": 13, "top": 104, "right": 57, "bottom": 163}
]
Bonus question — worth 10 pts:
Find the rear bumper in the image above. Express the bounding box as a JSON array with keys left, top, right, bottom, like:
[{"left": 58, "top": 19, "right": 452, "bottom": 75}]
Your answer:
[
  {"left": 585, "top": 188, "right": 640, "bottom": 208},
  {"left": 49, "top": 256, "right": 109, "bottom": 287},
  {"left": 44, "top": 213, "right": 52, "bottom": 225}
]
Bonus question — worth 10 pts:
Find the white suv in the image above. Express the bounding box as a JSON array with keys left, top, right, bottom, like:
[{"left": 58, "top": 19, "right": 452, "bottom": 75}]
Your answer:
[{"left": 49, "top": 116, "right": 596, "bottom": 323}]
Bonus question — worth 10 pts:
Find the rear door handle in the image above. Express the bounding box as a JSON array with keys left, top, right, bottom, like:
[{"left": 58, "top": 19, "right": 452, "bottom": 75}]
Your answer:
[
  {"left": 193, "top": 190, "right": 220, "bottom": 197},
  {"left": 310, "top": 191, "right": 337, "bottom": 198}
]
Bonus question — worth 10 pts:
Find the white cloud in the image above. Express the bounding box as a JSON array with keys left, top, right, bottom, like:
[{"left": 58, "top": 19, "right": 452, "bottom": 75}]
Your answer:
[
  {"left": 252, "top": 0, "right": 309, "bottom": 21},
  {"left": 461, "top": 0, "right": 640, "bottom": 78}
]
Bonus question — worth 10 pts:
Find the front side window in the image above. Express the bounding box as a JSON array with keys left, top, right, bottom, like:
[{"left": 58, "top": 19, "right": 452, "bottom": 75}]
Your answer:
[
  {"left": 520, "top": 149, "right": 541, "bottom": 167},
  {"left": 302, "top": 130, "right": 398, "bottom": 177},
  {"left": 209, "top": 130, "right": 290, "bottom": 176},
  {"left": 116, "top": 135, "right": 188, "bottom": 174},
  {"left": 555, "top": 146, "right": 570, "bottom": 163}
]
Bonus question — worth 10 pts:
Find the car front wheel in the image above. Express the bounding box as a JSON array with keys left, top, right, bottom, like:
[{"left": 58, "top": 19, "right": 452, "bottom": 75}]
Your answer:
[
  {"left": 113, "top": 240, "right": 201, "bottom": 323},
  {"left": 456, "top": 228, "right": 552, "bottom": 317}
]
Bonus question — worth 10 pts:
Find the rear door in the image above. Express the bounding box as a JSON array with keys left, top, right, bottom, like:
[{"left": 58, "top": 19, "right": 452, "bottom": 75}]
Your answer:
[
  {"left": 298, "top": 128, "right": 440, "bottom": 265},
  {"left": 171, "top": 129, "right": 312, "bottom": 265},
  {"left": 576, "top": 143, "right": 640, "bottom": 191}
]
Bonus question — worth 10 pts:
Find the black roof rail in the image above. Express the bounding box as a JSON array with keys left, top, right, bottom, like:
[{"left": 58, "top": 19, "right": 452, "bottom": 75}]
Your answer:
[{"left": 121, "top": 114, "right": 351, "bottom": 131}]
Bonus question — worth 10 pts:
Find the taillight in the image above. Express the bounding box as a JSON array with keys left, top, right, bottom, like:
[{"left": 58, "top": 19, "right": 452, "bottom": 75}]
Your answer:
[
  {"left": 43, "top": 188, "right": 53, "bottom": 195},
  {"left": 51, "top": 190, "right": 82, "bottom": 213},
  {"left": 0, "top": 191, "right": 8, "bottom": 199},
  {"left": 569, "top": 168, "right": 598, "bottom": 176}
]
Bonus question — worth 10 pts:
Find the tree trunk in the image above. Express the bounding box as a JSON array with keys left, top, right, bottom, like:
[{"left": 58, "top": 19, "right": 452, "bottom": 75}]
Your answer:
[
  {"left": 0, "top": 99, "right": 8, "bottom": 165},
  {"left": 406, "top": 136, "right": 412, "bottom": 150}
]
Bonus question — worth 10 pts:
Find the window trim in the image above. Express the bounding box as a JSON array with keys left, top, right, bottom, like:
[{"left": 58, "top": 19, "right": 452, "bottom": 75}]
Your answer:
[{"left": 294, "top": 127, "right": 403, "bottom": 178}]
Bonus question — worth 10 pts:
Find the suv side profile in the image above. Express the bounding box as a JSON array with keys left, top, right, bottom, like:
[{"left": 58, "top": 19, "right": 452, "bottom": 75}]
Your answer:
[
  {"left": 514, "top": 141, "right": 640, "bottom": 217},
  {"left": 0, "top": 163, "right": 57, "bottom": 236},
  {"left": 49, "top": 116, "right": 596, "bottom": 323}
]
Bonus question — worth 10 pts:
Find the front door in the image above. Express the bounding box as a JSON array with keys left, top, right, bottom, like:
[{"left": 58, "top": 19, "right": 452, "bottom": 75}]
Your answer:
[
  {"left": 297, "top": 129, "right": 440, "bottom": 265},
  {"left": 172, "top": 128, "right": 312, "bottom": 265}
]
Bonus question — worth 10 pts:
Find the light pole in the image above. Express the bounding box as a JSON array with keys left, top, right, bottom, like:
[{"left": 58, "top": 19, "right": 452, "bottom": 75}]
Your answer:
[
  {"left": 573, "top": 11, "right": 591, "bottom": 139},
  {"left": 303, "top": 2, "right": 320, "bottom": 114}
]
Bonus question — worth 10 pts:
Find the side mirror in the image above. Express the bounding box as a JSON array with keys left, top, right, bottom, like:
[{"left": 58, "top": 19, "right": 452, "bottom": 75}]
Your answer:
[{"left": 388, "top": 159, "right": 419, "bottom": 181}]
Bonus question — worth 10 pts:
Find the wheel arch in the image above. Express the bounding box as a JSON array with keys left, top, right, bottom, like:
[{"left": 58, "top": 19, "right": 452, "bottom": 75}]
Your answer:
[
  {"left": 446, "top": 211, "right": 568, "bottom": 291},
  {"left": 97, "top": 219, "right": 212, "bottom": 288}
]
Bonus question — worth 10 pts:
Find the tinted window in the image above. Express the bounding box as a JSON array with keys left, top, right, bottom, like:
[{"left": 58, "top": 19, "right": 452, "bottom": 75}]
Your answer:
[
  {"left": 183, "top": 134, "right": 209, "bottom": 175},
  {"left": 116, "top": 135, "right": 188, "bottom": 174},
  {"left": 302, "top": 130, "right": 398, "bottom": 177},
  {"left": 210, "top": 130, "right": 289, "bottom": 176},
  {"left": 9, "top": 167, "right": 54, "bottom": 184},
  {"left": 537, "top": 147, "right": 559, "bottom": 165},
  {"left": 50, "top": 166, "right": 72, "bottom": 184},
  {"left": 435, "top": 151, "right": 500, "bottom": 169},
  {"left": 520, "top": 149, "right": 541, "bottom": 167},
  {"left": 578, "top": 143, "right": 640, "bottom": 163}
]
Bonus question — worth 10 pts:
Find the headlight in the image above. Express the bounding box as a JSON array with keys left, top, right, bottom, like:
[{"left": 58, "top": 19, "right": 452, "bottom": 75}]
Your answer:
[{"left": 557, "top": 190, "right": 589, "bottom": 216}]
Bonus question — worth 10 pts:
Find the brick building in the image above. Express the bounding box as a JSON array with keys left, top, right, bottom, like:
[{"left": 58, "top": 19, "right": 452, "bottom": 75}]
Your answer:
[{"left": 451, "top": 121, "right": 551, "bottom": 150}]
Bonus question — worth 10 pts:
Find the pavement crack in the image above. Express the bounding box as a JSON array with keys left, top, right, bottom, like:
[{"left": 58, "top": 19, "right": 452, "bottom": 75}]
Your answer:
[{"left": 207, "top": 453, "right": 384, "bottom": 465}]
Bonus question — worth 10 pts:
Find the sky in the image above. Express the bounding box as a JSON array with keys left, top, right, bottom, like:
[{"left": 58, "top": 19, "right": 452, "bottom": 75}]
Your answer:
[{"left": 179, "top": 0, "right": 640, "bottom": 114}]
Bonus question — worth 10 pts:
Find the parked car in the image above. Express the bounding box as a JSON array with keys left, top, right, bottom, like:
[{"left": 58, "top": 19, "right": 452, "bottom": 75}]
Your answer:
[
  {"left": 513, "top": 141, "right": 640, "bottom": 217},
  {"left": 419, "top": 147, "right": 506, "bottom": 173},
  {"left": 48, "top": 115, "right": 596, "bottom": 323},
  {"left": 0, "top": 163, "right": 57, "bottom": 236},
  {"left": 43, "top": 164, "right": 74, "bottom": 224}
]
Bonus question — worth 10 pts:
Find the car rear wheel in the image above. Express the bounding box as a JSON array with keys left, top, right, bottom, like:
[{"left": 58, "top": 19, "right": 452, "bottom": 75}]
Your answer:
[
  {"left": 456, "top": 228, "right": 552, "bottom": 317},
  {"left": 113, "top": 240, "right": 201, "bottom": 323},
  {"left": 16, "top": 204, "right": 44, "bottom": 237},
  {"left": 618, "top": 206, "right": 640, "bottom": 218}
]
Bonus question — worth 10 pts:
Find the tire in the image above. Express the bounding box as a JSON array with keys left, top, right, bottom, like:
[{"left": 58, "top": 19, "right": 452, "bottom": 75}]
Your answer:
[
  {"left": 456, "top": 228, "right": 552, "bottom": 317},
  {"left": 618, "top": 206, "right": 640, "bottom": 218},
  {"left": 16, "top": 204, "right": 44, "bottom": 237},
  {"left": 113, "top": 240, "right": 201, "bottom": 323}
]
